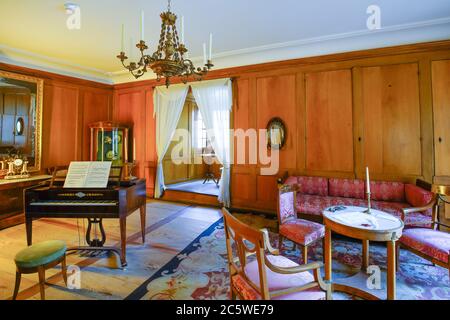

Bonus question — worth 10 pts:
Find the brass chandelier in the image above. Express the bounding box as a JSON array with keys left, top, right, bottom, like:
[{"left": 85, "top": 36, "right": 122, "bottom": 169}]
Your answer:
[{"left": 116, "top": 0, "right": 213, "bottom": 87}]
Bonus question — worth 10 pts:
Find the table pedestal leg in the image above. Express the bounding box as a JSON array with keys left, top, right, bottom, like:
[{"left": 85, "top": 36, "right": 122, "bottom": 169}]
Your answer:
[
  {"left": 362, "top": 240, "right": 369, "bottom": 271},
  {"left": 387, "top": 240, "right": 396, "bottom": 300},
  {"left": 324, "top": 228, "right": 332, "bottom": 281}
]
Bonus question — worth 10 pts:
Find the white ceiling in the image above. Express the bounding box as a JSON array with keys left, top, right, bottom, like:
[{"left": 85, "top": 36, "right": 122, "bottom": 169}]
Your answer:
[{"left": 0, "top": 0, "right": 449, "bottom": 83}]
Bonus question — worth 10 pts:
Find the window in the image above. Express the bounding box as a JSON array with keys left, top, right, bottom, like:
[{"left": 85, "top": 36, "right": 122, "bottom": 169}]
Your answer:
[{"left": 192, "top": 107, "right": 211, "bottom": 153}]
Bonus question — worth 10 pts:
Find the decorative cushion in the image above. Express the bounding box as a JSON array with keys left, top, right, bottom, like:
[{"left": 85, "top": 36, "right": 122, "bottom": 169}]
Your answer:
[
  {"left": 296, "top": 176, "right": 329, "bottom": 196},
  {"left": 279, "top": 191, "right": 296, "bottom": 224},
  {"left": 369, "top": 181, "right": 405, "bottom": 202},
  {"left": 15, "top": 240, "right": 66, "bottom": 269},
  {"left": 329, "top": 178, "right": 365, "bottom": 199},
  {"left": 405, "top": 184, "right": 433, "bottom": 207},
  {"left": 231, "top": 255, "right": 325, "bottom": 300},
  {"left": 400, "top": 228, "right": 450, "bottom": 263},
  {"left": 279, "top": 219, "right": 325, "bottom": 246}
]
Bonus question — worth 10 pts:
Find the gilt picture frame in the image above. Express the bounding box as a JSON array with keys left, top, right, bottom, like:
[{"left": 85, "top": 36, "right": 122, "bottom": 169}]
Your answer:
[
  {"left": 0, "top": 70, "right": 44, "bottom": 172},
  {"left": 266, "top": 117, "right": 286, "bottom": 150}
]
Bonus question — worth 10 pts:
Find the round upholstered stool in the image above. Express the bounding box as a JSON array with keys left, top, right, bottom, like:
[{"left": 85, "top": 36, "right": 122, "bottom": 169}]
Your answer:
[{"left": 13, "top": 240, "right": 68, "bottom": 300}]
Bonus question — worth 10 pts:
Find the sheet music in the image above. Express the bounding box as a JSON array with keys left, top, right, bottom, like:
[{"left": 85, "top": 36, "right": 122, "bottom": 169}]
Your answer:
[{"left": 64, "top": 162, "right": 112, "bottom": 188}]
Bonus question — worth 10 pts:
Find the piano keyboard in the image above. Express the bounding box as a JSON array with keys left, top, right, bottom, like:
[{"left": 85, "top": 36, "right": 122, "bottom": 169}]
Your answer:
[{"left": 30, "top": 200, "right": 118, "bottom": 206}]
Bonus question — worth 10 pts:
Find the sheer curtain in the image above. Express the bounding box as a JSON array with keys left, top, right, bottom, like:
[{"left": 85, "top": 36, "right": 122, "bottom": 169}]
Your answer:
[
  {"left": 153, "top": 84, "right": 189, "bottom": 198},
  {"left": 191, "top": 78, "right": 232, "bottom": 207}
]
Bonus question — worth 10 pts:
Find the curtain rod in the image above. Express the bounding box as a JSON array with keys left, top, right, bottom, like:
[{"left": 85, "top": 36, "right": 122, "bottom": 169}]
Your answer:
[{"left": 151, "top": 76, "right": 238, "bottom": 89}]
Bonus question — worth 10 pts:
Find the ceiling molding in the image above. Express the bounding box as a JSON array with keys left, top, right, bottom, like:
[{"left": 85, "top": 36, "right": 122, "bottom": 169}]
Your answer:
[
  {"left": 0, "top": 44, "right": 112, "bottom": 84},
  {"left": 1, "top": 16, "right": 449, "bottom": 85},
  {"left": 110, "top": 16, "right": 450, "bottom": 83}
]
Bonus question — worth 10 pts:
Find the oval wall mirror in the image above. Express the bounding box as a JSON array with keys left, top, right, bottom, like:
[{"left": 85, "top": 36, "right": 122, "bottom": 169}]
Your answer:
[
  {"left": 15, "top": 117, "right": 25, "bottom": 136},
  {"left": 266, "top": 117, "right": 286, "bottom": 150}
]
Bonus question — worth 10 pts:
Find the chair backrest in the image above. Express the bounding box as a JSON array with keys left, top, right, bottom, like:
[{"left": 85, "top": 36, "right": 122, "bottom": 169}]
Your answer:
[
  {"left": 277, "top": 184, "right": 297, "bottom": 225},
  {"left": 222, "top": 208, "right": 270, "bottom": 299}
]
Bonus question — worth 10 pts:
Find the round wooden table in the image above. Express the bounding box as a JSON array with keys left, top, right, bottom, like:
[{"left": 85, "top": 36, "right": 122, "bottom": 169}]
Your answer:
[{"left": 323, "top": 206, "right": 404, "bottom": 300}]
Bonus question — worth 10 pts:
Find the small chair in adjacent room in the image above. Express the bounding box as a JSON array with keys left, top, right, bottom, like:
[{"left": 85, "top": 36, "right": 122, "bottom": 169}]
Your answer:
[
  {"left": 222, "top": 208, "right": 331, "bottom": 300},
  {"left": 277, "top": 185, "right": 325, "bottom": 264},
  {"left": 397, "top": 184, "right": 450, "bottom": 277},
  {"left": 13, "top": 240, "right": 68, "bottom": 300}
]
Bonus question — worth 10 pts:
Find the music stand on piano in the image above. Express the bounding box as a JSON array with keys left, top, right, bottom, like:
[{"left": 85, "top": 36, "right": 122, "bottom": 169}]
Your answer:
[{"left": 25, "top": 165, "right": 147, "bottom": 267}]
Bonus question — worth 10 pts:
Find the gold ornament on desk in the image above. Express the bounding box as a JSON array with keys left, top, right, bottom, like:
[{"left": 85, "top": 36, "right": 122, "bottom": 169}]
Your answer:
[{"left": 4, "top": 155, "right": 30, "bottom": 180}]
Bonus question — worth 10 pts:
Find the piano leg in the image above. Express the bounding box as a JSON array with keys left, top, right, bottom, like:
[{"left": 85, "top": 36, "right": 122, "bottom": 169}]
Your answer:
[
  {"left": 26, "top": 217, "right": 33, "bottom": 246},
  {"left": 140, "top": 205, "right": 146, "bottom": 243},
  {"left": 119, "top": 216, "right": 127, "bottom": 267}
]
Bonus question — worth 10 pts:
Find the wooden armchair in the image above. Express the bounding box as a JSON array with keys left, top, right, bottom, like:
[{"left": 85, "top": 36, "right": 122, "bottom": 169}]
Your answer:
[
  {"left": 222, "top": 208, "right": 331, "bottom": 300},
  {"left": 397, "top": 184, "right": 450, "bottom": 277},
  {"left": 277, "top": 184, "right": 325, "bottom": 264}
]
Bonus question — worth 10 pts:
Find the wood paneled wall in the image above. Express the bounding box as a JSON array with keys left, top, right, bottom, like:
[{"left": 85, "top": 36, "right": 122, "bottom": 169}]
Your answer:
[
  {"left": 0, "top": 63, "right": 113, "bottom": 172},
  {"left": 4, "top": 40, "right": 449, "bottom": 213},
  {"left": 112, "top": 85, "right": 156, "bottom": 196},
  {"left": 112, "top": 41, "right": 450, "bottom": 213}
]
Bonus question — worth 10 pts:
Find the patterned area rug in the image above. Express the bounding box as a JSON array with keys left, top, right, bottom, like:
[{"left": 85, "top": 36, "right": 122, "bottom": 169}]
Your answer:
[{"left": 130, "top": 217, "right": 450, "bottom": 300}]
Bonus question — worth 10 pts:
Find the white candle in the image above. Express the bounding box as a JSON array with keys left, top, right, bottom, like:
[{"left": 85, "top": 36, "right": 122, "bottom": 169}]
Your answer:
[
  {"left": 133, "top": 138, "right": 136, "bottom": 161},
  {"left": 366, "top": 167, "right": 371, "bottom": 194},
  {"left": 140, "top": 10, "right": 145, "bottom": 40},
  {"left": 209, "top": 33, "right": 213, "bottom": 60},
  {"left": 180, "top": 16, "right": 185, "bottom": 44},
  {"left": 121, "top": 24, "right": 125, "bottom": 52},
  {"left": 203, "top": 43, "right": 207, "bottom": 65}
]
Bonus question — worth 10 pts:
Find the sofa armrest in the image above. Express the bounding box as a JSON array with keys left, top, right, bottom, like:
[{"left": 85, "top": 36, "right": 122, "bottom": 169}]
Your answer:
[
  {"left": 277, "top": 171, "right": 289, "bottom": 186},
  {"left": 401, "top": 195, "right": 437, "bottom": 221}
]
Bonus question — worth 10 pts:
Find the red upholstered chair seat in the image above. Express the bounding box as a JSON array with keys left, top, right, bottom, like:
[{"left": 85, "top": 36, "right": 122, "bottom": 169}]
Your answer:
[
  {"left": 279, "top": 219, "right": 325, "bottom": 246},
  {"left": 400, "top": 228, "right": 450, "bottom": 264},
  {"left": 231, "top": 255, "right": 326, "bottom": 300}
]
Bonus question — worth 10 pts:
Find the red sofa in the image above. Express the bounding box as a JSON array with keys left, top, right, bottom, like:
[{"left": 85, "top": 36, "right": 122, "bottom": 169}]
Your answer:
[{"left": 283, "top": 176, "right": 435, "bottom": 228}]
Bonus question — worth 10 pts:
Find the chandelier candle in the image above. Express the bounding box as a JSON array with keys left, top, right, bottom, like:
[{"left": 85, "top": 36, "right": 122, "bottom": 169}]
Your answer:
[
  {"left": 209, "top": 33, "right": 213, "bottom": 60},
  {"left": 140, "top": 10, "right": 145, "bottom": 40},
  {"left": 181, "top": 16, "right": 185, "bottom": 44},
  {"left": 121, "top": 24, "right": 124, "bottom": 52}
]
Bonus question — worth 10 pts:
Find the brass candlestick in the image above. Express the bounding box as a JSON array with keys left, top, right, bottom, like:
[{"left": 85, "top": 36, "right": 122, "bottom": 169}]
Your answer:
[{"left": 364, "top": 192, "right": 372, "bottom": 214}]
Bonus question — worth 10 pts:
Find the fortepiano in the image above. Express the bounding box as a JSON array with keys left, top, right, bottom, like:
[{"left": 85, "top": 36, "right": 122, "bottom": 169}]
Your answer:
[{"left": 24, "top": 171, "right": 147, "bottom": 267}]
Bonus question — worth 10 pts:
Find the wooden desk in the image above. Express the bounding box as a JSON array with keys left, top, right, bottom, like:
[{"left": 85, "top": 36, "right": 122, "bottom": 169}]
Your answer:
[
  {"left": 0, "top": 175, "right": 52, "bottom": 230},
  {"left": 323, "top": 206, "right": 404, "bottom": 300}
]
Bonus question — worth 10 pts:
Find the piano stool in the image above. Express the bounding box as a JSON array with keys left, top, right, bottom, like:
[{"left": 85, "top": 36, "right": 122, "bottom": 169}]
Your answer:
[{"left": 13, "top": 240, "right": 68, "bottom": 300}]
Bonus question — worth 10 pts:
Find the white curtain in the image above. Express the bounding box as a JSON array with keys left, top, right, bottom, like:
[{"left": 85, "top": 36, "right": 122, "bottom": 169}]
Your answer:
[
  {"left": 191, "top": 78, "right": 233, "bottom": 207},
  {"left": 153, "top": 84, "right": 189, "bottom": 198}
]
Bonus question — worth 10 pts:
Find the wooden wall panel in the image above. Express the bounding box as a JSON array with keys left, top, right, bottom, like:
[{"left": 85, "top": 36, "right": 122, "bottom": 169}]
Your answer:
[
  {"left": 231, "top": 173, "right": 255, "bottom": 203},
  {"left": 305, "top": 70, "right": 354, "bottom": 173},
  {"left": 256, "top": 75, "right": 297, "bottom": 169},
  {"left": 113, "top": 86, "right": 156, "bottom": 196},
  {"left": 80, "top": 90, "right": 112, "bottom": 160},
  {"left": 362, "top": 63, "right": 422, "bottom": 178},
  {"left": 432, "top": 60, "right": 450, "bottom": 178},
  {"left": 42, "top": 84, "right": 80, "bottom": 169},
  {"left": 256, "top": 175, "right": 278, "bottom": 211}
]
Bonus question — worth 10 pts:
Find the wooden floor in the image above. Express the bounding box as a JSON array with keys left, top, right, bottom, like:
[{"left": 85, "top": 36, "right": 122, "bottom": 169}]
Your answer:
[
  {"left": 0, "top": 200, "right": 222, "bottom": 300},
  {"left": 166, "top": 179, "right": 220, "bottom": 196}
]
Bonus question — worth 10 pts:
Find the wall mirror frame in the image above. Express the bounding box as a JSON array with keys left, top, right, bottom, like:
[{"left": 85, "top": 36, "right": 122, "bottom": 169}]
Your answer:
[
  {"left": 266, "top": 117, "right": 286, "bottom": 150},
  {"left": 0, "top": 70, "right": 43, "bottom": 172}
]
